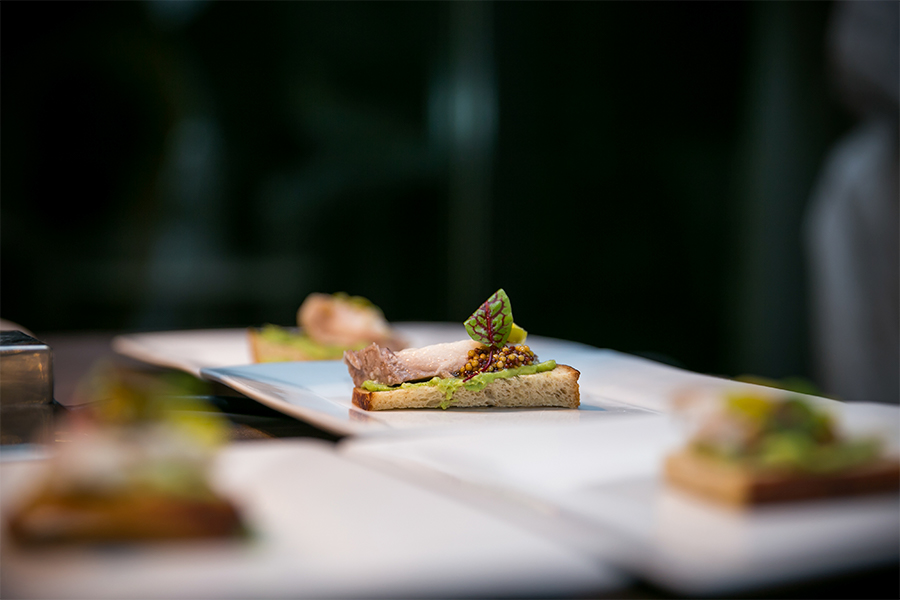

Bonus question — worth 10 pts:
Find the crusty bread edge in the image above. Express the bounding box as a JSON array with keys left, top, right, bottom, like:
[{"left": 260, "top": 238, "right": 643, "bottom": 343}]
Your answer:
[
  {"left": 352, "top": 364, "right": 580, "bottom": 411},
  {"left": 664, "top": 449, "right": 900, "bottom": 506},
  {"left": 8, "top": 493, "right": 243, "bottom": 546}
]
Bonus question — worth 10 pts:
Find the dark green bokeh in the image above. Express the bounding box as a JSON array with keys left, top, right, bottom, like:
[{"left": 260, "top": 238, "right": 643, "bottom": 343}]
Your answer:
[{"left": 1, "top": 2, "right": 848, "bottom": 383}]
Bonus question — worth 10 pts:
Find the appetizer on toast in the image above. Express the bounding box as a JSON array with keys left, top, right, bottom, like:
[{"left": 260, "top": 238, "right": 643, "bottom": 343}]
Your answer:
[
  {"left": 665, "top": 389, "right": 900, "bottom": 505},
  {"left": 249, "top": 292, "right": 406, "bottom": 362},
  {"left": 343, "top": 289, "right": 580, "bottom": 410},
  {"left": 6, "top": 369, "right": 243, "bottom": 545}
]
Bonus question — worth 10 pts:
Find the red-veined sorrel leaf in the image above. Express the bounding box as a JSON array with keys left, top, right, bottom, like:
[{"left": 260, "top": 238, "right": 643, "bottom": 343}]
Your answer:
[{"left": 464, "top": 289, "right": 513, "bottom": 349}]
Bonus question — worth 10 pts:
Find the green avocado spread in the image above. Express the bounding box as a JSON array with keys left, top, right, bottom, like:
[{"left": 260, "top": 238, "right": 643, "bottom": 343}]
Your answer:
[
  {"left": 361, "top": 360, "right": 557, "bottom": 409},
  {"left": 258, "top": 324, "right": 368, "bottom": 361},
  {"left": 692, "top": 395, "right": 882, "bottom": 474}
]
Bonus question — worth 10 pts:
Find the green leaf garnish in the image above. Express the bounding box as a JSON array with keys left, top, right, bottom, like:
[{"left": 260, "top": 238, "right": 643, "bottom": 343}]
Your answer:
[{"left": 464, "top": 289, "right": 514, "bottom": 349}]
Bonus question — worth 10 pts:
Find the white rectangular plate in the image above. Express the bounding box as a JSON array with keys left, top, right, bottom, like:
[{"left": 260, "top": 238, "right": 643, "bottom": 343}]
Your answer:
[
  {"left": 0, "top": 440, "right": 625, "bottom": 599},
  {"left": 199, "top": 341, "right": 836, "bottom": 437},
  {"left": 343, "top": 408, "right": 900, "bottom": 595}
]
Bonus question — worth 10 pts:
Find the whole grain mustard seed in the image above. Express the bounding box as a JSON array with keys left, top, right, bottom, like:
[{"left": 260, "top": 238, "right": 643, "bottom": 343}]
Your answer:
[{"left": 458, "top": 344, "right": 537, "bottom": 377}]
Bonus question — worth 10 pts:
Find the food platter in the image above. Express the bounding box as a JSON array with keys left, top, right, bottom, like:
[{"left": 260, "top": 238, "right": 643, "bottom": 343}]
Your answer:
[{"left": 198, "top": 341, "right": 823, "bottom": 437}]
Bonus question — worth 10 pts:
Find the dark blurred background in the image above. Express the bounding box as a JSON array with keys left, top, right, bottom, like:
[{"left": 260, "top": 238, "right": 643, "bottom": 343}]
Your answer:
[{"left": 2, "top": 1, "right": 897, "bottom": 402}]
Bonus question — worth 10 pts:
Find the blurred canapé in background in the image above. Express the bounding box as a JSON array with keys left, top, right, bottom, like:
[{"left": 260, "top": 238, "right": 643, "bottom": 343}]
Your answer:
[{"left": 2, "top": 1, "right": 897, "bottom": 403}]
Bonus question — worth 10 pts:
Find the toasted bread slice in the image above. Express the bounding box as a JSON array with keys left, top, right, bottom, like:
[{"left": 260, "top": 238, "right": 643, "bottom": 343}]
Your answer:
[
  {"left": 8, "top": 492, "right": 243, "bottom": 546},
  {"left": 664, "top": 449, "right": 900, "bottom": 506},
  {"left": 352, "top": 364, "right": 580, "bottom": 411}
]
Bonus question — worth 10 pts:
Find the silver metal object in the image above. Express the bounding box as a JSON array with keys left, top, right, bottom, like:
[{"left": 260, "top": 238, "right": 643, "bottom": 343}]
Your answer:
[{"left": 0, "top": 331, "right": 53, "bottom": 444}]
